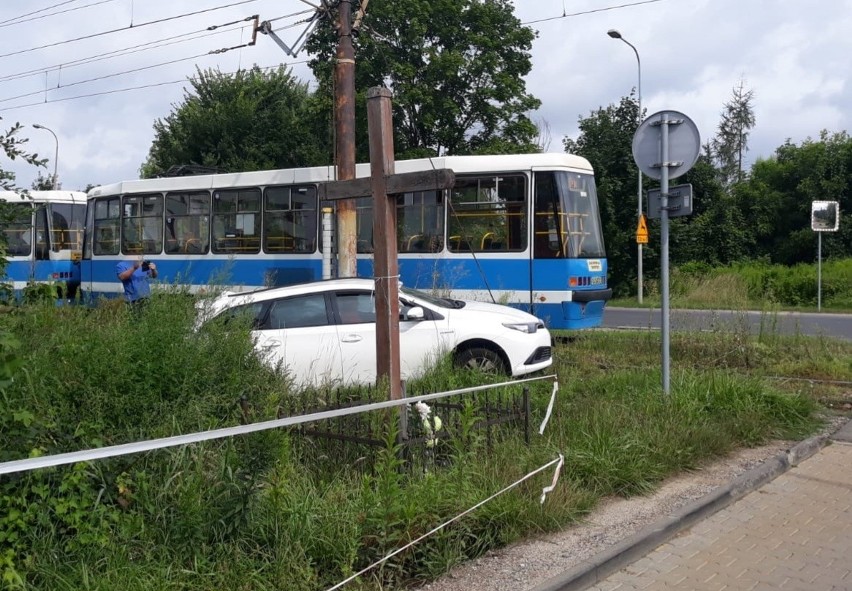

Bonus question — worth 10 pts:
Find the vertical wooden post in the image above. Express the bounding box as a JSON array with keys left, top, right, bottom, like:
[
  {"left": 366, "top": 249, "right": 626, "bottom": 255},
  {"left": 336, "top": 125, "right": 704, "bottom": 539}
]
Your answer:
[
  {"left": 366, "top": 87, "right": 402, "bottom": 401},
  {"left": 335, "top": 0, "right": 357, "bottom": 277}
]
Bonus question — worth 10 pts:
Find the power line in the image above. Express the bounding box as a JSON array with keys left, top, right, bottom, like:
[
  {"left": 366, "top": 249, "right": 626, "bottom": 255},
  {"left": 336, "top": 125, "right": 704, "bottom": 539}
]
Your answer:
[
  {"left": 0, "top": 22, "right": 249, "bottom": 84},
  {"left": 521, "top": 0, "right": 666, "bottom": 25},
  {"left": 0, "top": 50, "right": 226, "bottom": 105},
  {"left": 0, "top": 0, "right": 118, "bottom": 29},
  {"left": 0, "top": 0, "right": 262, "bottom": 60},
  {"left": 0, "top": 0, "right": 83, "bottom": 26},
  {"left": 0, "top": 60, "right": 310, "bottom": 112}
]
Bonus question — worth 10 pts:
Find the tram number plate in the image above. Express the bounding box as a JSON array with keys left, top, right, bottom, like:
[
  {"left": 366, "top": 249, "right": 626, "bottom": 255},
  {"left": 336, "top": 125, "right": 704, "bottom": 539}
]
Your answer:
[{"left": 591, "top": 276, "right": 604, "bottom": 285}]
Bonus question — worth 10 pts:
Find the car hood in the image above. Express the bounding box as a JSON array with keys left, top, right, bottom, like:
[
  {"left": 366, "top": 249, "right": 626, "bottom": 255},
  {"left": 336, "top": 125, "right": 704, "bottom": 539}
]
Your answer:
[{"left": 443, "top": 299, "right": 545, "bottom": 324}]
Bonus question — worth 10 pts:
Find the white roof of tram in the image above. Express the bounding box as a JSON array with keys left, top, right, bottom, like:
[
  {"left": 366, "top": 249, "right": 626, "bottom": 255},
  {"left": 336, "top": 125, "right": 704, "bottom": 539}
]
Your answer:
[{"left": 88, "top": 153, "right": 595, "bottom": 198}]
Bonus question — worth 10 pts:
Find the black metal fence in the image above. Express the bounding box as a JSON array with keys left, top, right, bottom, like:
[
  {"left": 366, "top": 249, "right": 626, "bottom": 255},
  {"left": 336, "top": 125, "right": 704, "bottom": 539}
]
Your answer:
[{"left": 278, "top": 383, "right": 531, "bottom": 472}]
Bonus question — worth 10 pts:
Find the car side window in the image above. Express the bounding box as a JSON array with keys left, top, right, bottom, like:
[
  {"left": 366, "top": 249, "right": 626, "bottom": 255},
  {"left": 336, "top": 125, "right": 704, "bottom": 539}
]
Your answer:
[
  {"left": 335, "top": 292, "right": 376, "bottom": 325},
  {"left": 265, "top": 294, "right": 330, "bottom": 329},
  {"left": 213, "top": 301, "right": 266, "bottom": 329}
]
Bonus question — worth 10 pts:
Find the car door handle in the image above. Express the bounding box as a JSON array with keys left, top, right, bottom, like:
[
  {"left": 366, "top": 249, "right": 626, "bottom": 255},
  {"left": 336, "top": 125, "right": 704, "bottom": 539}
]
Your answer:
[{"left": 341, "top": 334, "right": 363, "bottom": 343}]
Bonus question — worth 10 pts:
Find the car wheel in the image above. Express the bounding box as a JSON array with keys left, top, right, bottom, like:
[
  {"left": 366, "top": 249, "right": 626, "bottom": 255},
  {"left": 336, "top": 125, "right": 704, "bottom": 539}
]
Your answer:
[{"left": 455, "top": 346, "right": 508, "bottom": 375}]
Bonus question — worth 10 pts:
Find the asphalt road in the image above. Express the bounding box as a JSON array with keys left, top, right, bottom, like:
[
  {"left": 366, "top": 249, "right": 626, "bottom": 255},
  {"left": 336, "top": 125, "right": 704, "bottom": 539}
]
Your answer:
[{"left": 601, "top": 307, "right": 852, "bottom": 341}]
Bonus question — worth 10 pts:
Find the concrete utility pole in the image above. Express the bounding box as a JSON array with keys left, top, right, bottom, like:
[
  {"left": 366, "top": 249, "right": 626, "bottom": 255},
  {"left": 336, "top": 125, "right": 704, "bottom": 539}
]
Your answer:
[{"left": 335, "top": 0, "right": 358, "bottom": 277}]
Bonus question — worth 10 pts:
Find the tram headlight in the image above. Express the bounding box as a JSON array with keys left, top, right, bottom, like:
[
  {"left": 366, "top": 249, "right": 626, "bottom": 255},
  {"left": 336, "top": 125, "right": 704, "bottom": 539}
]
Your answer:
[{"left": 503, "top": 321, "right": 540, "bottom": 334}]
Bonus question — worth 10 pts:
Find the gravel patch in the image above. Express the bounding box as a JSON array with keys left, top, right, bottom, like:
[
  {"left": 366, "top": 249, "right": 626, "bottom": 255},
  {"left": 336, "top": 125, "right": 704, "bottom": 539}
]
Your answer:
[{"left": 413, "top": 416, "right": 846, "bottom": 591}]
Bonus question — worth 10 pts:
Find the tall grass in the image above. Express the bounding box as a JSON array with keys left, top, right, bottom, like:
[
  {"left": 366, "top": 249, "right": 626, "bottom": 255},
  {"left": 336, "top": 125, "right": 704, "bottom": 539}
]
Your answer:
[
  {"left": 1, "top": 294, "right": 842, "bottom": 589},
  {"left": 634, "top": 257, "right": 852, "bottom": 310}
]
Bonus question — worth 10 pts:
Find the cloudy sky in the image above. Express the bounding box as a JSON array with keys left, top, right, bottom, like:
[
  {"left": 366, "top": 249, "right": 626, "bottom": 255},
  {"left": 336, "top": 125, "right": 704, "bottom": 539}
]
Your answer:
[{"left": 1, "top": 0, "right": 850, "bottom": 191}]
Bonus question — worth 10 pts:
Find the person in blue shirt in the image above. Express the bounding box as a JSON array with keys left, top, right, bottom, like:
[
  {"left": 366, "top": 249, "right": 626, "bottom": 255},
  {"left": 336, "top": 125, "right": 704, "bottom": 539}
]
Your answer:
[{"left": 116, "top": 259, "right": 158, "bottom": 304}]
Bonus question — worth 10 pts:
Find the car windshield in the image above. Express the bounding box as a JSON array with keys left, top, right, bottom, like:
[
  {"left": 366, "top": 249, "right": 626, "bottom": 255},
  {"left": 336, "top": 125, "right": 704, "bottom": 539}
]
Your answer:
[{"left": 400, "top": 286, "right": 465, "bottom": 309}]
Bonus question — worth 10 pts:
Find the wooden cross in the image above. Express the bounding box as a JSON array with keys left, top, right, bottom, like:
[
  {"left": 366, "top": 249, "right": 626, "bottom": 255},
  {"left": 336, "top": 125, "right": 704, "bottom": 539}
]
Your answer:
[{"left": 319, "top": 87, "right": 455, "bottom": 401}]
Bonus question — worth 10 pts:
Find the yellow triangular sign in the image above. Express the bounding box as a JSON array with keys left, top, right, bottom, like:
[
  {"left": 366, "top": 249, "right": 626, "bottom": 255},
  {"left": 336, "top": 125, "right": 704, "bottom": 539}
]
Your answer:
[{"left": 636, "top": 214, "right": 649, "bottom": 244}]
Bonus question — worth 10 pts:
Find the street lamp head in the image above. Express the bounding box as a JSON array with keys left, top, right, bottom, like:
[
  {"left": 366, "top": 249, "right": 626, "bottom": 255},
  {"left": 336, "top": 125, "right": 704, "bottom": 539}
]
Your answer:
[
  {"left": 607, "top": 29, "right": 622, "bottom": 39},
  {"left": 31, "top": 124, "right": 60, "bottom": 190}
]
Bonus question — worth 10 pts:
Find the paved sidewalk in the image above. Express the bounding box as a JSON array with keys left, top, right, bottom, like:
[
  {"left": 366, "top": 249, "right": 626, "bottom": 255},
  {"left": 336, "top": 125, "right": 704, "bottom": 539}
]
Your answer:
[{"left": 584, "top": 426, "right": 852, "bottom": 591}]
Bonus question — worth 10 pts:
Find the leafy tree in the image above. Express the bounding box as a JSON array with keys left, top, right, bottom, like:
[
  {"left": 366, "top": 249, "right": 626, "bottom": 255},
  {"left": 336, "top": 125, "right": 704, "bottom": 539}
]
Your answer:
[
  {"left": 710, "top": 79, "right": 756, "bottom": 186},
  {"left": 31, "top": 172, "right": 55, "bottom": 190},
  {"left": 140, "top": 66, "right": 330, "bottom": 177},
  {"left": 1, "top": 118, "right": 46, "bottom": 277},
  {"left": 563, "top": 95, "right": 641, "bottom": 296},
  {"left": 669, "top": 156, "right": 751, "bottom": 266},
  {"left": 739, "top": 130, "right": 852, "bottom": 264},
  {"left": 307, "top": 0, "right": 541, "bottom": 159},
  {"left": 1, "top": 120, "right": 44, "bottom": 192}
]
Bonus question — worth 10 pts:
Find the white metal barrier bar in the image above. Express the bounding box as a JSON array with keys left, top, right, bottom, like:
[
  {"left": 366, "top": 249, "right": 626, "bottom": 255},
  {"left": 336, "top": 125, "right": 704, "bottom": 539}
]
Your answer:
[
  {"left": 0, "top": 374, "right": 557, "bottom": 476},
  {"left": 325, "top": 454, "right": 565, "bottom": 591}
]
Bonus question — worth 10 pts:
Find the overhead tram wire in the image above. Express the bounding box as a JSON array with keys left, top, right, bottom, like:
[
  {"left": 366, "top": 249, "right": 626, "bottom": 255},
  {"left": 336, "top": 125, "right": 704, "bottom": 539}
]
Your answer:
[
  {"left": 0, "top": 22, "right": 250, "bottom": 84},
  {"left": 0, "top": 8, "right": 318, "bottom": 86},
  {"left": 0, "top": 0, "right": 264, "bottom": 60},
  {"left": 521, "top": 0, "right": 666, "bottom": 25},
  {"left": 0, "top": 49, "right": 238, "bottom": 105},
  {"left": 0, "top": 0, "right": 84, "bottom": 25},
  {"left": 1, "top": 59, "right": 311, "bottom": 112},
  {"left": 0, "top": 0, "right": 118, "bottom": 29}
]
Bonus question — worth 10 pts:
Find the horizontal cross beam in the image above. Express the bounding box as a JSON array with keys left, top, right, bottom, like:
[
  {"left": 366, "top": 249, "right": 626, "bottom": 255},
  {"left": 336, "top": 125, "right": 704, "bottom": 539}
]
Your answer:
[{"left": 317, "top": 169, "right": 455, "bottom": 201}]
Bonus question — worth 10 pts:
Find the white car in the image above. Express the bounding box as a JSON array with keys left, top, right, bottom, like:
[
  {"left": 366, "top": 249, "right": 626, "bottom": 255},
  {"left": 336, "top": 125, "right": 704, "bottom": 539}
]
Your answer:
[{"left": 199, "top": 278, "right": 552, "bottom": 387}]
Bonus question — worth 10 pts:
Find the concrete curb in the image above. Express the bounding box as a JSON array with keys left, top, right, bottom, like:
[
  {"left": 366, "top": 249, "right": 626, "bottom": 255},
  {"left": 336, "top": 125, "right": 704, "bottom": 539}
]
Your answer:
[{"left": 529, "top": 427, "right": 843, "bottom": 591}]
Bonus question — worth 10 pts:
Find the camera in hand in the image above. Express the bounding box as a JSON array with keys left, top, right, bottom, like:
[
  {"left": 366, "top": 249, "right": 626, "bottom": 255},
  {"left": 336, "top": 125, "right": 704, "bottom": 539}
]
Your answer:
[{"left": 141, "top": 260, "right": 151, "bottom": 271}]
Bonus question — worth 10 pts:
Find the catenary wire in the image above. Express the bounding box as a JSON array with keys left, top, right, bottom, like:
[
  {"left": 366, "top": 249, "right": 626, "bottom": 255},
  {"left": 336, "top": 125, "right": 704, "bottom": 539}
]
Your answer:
[
  {"left": 0, "top": 0, "right": 263, "bottom": 60},
  {"left": 0, "top": 0, "right": 118, "bottom": 29},
  {"left": 0, "top": 22, "right": 249, "bottom": 84},
  {"left": 0, "top": 49, "right": 244, "bottom": 105},
  {"left": 522, "top": 0, "right": 666, "bottom": 25},
  {"left": 0, "top": 0, "right": 83, "bottom": 25},
  {"left": 0, "top": 60, "right": 311, "bottom": 112}
]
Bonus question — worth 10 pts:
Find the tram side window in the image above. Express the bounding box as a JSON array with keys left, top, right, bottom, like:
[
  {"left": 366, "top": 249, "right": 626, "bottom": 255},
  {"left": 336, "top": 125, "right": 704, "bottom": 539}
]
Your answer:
[
  {"left": 448, "top": 175, "right": 527, "bottom": 252},
  {"left": 122, "top": 194, "right": 163, "bottom": 255},
  {"left": 93, "top": 197, "right": 120, "bottom": 255},
  {"left": 165, "top": 191, "right": 210, "bottom": 254},
  {"left": 3, "top": 203, "right": 32, "bottom": 256},
  {"left": 263, "top": 186, "right": 317, "bottom": 254},
  {"left": 213, "top": 188, "right": 261, "bottom": 254},
  {"left": 398, "top": 190, "right": 444, "bottom": 253},
  {"left": 354, "top": 197, "right": 373, "bottom": 253},
  {"left": 49, "top": 203, "right": 85, "bottom": 251},
  {"left": 534, "top": 171, "right": 605, "bottom": 259},
  {"left": 534, "top": 172, "right": 565, "bottom": 259}
]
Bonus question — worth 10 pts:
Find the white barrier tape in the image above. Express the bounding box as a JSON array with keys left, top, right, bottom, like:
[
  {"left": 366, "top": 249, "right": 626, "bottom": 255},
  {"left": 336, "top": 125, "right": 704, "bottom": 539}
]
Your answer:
[
  {"left": 325, "top": 454, "right": 564, "bottom": 591},
  {"left": 0, "top": 374, "right": 557, "bottom": 476},
  {"left": 539, "top": 453, "right": 564, "bottom": 504},
  {"left": 538, "top": 380, "right": 559, "bottom": 435}
]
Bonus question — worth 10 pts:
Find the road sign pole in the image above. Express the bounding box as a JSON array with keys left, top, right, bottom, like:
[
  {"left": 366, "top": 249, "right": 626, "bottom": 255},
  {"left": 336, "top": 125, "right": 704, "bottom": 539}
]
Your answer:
[
  {"left": 660, "top": 115, "right": 671, "bottom": 396},
  {"left": 632, "top": 109, "right": 700, "bottom": 398},
  {"left": 818, "top": 232, "right": 822, "bottom": 311}
]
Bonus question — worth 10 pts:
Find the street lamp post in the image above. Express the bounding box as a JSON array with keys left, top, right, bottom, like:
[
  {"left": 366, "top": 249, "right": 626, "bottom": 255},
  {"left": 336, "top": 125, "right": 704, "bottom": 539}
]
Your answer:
[
  {"left": 32, "top": 124, "right": 59, "bottom": 190},
  {"left": 607, "top": 29, "right": 643, "bottom": 303}
]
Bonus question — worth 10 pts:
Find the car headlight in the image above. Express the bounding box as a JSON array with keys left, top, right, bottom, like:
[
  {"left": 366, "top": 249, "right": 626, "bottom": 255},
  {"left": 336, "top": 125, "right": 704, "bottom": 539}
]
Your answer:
[{"left": 502, "top": 321, "right": 540, "bottom": 334}]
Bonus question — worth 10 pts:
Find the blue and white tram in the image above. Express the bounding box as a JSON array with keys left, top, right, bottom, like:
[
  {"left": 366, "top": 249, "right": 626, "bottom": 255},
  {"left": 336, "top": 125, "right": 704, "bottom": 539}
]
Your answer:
[
  {"left": 1, "top": 190, "right": 86, "bottom": 299},
  {"left": 82, "top": 153, "right": 611, "bottom": 329}
]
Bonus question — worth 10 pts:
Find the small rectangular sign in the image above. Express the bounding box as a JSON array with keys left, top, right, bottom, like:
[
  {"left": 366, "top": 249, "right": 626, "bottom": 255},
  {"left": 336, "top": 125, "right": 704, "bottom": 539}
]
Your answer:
[{"left": 647, "top": 184, "right": 693, "bottom": 219}]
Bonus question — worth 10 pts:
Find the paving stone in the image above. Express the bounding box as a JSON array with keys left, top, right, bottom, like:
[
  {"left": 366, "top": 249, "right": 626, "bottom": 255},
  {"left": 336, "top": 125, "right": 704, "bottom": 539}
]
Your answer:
[{"left": 586, "top": 442, "right": 852, "bottom": 591}]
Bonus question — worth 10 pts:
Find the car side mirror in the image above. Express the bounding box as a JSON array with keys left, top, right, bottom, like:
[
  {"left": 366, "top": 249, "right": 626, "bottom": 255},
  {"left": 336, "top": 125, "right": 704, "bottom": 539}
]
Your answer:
[{"left": 404, "top": 306, "right": 425, "bottom": 321}]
